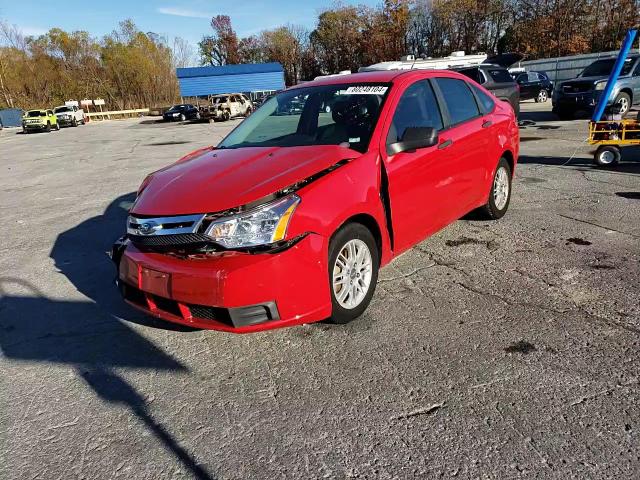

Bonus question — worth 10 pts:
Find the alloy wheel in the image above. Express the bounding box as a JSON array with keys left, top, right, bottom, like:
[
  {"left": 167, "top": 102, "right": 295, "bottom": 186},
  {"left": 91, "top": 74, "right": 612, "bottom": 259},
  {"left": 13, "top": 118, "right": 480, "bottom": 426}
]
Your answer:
[
  {"left": 493, "top": 166, "right": 510, "bottom": 210},
  {"left": 617, "top": 96, "right": 629, "bottom": 114},
  {"left": 332, "top": 239, "right": 373, "bottom": 309}
]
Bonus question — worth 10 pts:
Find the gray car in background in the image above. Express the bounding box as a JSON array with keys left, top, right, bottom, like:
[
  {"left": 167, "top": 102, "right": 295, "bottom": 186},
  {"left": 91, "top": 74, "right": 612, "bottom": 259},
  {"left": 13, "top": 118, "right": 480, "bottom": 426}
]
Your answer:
[
  {"left": 552, "top": 55, "right": 640, "bottom": 119},
  {"left": 453, "top": 64, "right": 520, "bottom": 117}
]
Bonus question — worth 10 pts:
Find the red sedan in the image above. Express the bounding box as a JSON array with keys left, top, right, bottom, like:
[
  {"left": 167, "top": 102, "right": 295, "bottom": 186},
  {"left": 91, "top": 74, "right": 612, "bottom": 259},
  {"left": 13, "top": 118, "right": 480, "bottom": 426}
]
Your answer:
[{"left": 113, "top": 70, "right": 519, "bottom": 333}]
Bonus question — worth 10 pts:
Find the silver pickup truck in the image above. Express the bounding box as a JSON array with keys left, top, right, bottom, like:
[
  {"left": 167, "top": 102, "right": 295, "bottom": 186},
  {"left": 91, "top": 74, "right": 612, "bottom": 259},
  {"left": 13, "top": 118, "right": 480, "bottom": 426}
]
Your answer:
[
  {"left": 552, "top": 55, "right": 640, "bottom": 119},
  {"left": 53, "top": 105, "right": 86, "bottom": 127}
]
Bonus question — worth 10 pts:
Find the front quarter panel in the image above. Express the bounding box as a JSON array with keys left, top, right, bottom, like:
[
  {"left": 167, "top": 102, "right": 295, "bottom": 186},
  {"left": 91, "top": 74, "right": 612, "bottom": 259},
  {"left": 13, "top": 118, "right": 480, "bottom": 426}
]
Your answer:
[{"left": 286, "top": 152, "right": 392, "bottom": 266}]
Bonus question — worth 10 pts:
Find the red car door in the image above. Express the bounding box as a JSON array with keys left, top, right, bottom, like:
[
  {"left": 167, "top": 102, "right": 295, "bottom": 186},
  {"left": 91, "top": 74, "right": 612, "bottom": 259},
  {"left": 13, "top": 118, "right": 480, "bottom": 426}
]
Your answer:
[
  {"left": 433, "top": 77, "right": 491, "bottom": 215},
  {"left": 382, "top": 78, "right": 461, "bottom": 254}
]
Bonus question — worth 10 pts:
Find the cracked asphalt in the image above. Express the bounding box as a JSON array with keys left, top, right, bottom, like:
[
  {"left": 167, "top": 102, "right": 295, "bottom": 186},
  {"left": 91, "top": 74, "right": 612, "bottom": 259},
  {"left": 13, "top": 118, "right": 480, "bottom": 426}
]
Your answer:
[{"left": 1, "top": 102, "right": 639, "bottom": 479}]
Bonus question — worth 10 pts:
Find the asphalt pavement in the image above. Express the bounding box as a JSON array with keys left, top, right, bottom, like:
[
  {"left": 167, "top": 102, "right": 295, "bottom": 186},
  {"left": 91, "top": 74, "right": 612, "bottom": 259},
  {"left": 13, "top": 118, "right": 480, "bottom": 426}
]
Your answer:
[{"left": 1, "top": 103, "right": 639, "bottom": 479}]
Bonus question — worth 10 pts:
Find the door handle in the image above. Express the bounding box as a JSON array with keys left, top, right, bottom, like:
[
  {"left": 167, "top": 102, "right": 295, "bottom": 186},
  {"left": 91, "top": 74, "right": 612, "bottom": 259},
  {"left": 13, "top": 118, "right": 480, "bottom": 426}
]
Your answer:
[
  {"left": 482, "top": 120, "right": 493, "bottom": 128},
  {"left": 438, "top": 139, "right": 453, "bottom": 150}
]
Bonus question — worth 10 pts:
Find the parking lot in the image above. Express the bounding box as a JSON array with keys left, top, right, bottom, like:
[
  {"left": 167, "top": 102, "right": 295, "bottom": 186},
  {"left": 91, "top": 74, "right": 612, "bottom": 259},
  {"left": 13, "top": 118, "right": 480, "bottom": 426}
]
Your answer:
[{"left": 1, "top": 101, "right": 639, "bottom": 479}]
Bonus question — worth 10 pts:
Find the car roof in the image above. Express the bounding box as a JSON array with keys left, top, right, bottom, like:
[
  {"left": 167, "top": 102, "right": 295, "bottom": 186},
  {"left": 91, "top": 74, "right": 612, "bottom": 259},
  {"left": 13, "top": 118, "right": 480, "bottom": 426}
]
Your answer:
[{"left": 290, "top": 69, "right": 474, "bottom": 90}]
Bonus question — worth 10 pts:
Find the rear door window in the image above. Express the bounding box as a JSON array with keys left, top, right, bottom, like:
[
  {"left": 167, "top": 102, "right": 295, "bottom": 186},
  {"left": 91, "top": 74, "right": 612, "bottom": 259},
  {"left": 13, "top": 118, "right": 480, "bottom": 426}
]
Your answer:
[
  {"left": 434, "top": 78, "right": 481, "bottom": 125},
  {"left": 386, "top": 79, "right": 443, "bottom": 147},
  {"left": 457, "top": 68, "right": 482, "bottom": 84},
  {"left": 488, "top": 68, "right": 514, "bottom": 83},
  {"left": 470, "top": 84, "right": 495, "bottom": 114}
]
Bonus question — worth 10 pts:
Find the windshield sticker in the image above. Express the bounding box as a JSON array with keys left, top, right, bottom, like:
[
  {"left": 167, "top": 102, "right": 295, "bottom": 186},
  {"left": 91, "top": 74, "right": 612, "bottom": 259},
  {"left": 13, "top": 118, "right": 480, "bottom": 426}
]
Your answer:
[
  {"left": 349, "top": 137, "right": 361, "bottom": 143},
  {"left": 344, "top": 86, "right": 388, "bottom": 95}
]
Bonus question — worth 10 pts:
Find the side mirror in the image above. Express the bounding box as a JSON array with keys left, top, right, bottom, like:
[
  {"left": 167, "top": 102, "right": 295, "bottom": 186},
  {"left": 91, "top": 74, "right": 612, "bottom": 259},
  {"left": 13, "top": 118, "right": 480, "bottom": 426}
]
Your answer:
[{"left": 388, "top": 127, "right": 438, "bottom": 155}]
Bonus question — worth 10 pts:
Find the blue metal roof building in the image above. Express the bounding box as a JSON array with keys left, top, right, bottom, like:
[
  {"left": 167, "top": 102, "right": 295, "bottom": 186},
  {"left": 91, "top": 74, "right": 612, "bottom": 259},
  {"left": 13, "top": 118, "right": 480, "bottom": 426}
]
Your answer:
[{"left": 176, "top": 62, "right": 285, "bottom": 98}]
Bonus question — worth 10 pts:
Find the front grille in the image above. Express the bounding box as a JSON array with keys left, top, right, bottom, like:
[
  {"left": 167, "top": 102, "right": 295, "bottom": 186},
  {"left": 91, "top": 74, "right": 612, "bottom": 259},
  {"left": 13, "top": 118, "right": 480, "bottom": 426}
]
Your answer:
[
  {"left": 189, "top": 304, "right": 233, "bottom": 326},
  {"left": 129, "top": 233, "right": 215, "bottom": 248},
  {"left": 121, "top": 282, "right": 146, "bottom": 306},
  {"left": 151, "top": 294, "right": 182, "bottom": 317},
  {"left": 120, "top": 281, "right": 277, "bottom": 328},
  {"left": 563, "top": 82, "right": 593, "bottom": 93}
]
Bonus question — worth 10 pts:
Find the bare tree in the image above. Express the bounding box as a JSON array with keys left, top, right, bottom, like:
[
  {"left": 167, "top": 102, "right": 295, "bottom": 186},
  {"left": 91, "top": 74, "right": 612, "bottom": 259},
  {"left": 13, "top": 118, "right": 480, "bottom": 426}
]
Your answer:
[{"left": 171, "top": 37, "right": 195, "bottom": 68}]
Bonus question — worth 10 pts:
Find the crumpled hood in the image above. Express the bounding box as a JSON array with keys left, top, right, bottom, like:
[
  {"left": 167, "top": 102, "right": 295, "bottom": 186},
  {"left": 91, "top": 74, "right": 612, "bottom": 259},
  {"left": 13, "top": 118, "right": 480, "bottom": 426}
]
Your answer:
[{"left": 131, "top": 145, "right": 361, "bottom": 216}]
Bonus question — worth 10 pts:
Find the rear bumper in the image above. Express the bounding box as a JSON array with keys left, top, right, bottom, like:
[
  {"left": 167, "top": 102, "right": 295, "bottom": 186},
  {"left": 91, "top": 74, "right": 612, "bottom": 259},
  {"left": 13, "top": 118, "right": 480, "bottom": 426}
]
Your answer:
[{"left": 116, "top": 234, "right": 332, "bottom": 333}]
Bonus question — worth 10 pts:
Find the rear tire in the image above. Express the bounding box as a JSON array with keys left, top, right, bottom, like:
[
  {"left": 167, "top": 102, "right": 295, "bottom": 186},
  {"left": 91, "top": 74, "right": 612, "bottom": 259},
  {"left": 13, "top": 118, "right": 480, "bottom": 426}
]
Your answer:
[
  {"left": 327, "top": 223, "right": 379, "bottom": 325},
  {"left": 594, "top": 145, "right": 621, "bottom": 167},
  {"left": 535, "top": 89, "right": 548, "bottom": 103},
  {"left": 479, "top": 157, "right": 512, "bottom": 220}
]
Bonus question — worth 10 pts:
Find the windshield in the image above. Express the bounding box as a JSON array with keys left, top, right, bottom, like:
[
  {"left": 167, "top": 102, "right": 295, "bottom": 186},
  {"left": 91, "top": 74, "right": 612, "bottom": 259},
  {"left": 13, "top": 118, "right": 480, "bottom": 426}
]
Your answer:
[
  {"left": 168, "top": 105, "right": 186, "bottom": 112},
  {"left": 582, "top": 58, "right": 635, "bottom": 77},
  {"left": 27, "top": 110, "right": 45, "bottom": 117},
  {"left": 54, "top": 106, "right": 71, "bottom": 113},
  {"left": 218, "top": 83, "right": 390, "bottom": 153}
]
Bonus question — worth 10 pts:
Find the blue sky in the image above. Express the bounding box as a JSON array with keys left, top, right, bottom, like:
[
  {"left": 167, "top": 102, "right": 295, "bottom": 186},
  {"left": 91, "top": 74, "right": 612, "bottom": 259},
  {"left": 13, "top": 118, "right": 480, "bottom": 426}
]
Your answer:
[{"left": 0, "top": 0, "right": 378, "bottom": 45}]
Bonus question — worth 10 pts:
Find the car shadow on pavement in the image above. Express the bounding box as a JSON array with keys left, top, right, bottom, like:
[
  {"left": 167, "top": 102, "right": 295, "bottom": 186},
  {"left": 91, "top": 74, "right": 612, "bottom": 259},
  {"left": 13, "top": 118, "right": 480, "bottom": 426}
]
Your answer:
[
  {"left": 0, "top": 192, "right": 216, "bottom": 480},
  {"left": 50, "top": 192, "right": 196, "bottom": 331},
  {"left": 519, "top": 151, "right": 640, "bottom": 174},
  {"left": 518, "top": 110, "right": 560, "bottom": 122}
]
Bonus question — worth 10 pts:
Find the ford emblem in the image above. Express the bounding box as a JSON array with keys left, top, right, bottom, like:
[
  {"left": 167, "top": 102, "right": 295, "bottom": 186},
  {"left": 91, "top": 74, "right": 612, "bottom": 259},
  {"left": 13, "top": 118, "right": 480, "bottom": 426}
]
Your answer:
[{"left": 138, "top": 221, "right": 159, "bottom": 235}]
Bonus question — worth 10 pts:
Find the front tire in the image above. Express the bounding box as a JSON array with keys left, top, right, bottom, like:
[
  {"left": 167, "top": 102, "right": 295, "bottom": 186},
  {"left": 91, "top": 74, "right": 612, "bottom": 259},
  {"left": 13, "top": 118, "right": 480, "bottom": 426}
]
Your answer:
[
  {"left": 54, "top": 122, "right": 60, "bottom": 131},
  {"left": 327, "top": 223, "right": 379, "bottom": 325},
  {"left": 479, "top": 158, "right": 512, "bottom": 220},
  {"left": 594, "top": 145, "right": 621, "bottom": 167},
  {"left": 45, "top": 123, "right": 51, "bottom": 132},
  {"left": 72, "top": 118, "right": 78, "bottom": 127},
  {"left": 179, "top": 113, "right": 186, "bottom": 122},
  {"left": 614, "top": 92, "right": 631, "bottom": 117}
]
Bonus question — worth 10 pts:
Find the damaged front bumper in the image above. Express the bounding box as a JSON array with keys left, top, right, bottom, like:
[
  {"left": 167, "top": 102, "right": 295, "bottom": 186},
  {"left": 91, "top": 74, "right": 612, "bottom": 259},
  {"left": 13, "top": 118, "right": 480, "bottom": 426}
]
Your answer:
[{"left": 111, "top": 233, "right": 331, "bottom": 333}]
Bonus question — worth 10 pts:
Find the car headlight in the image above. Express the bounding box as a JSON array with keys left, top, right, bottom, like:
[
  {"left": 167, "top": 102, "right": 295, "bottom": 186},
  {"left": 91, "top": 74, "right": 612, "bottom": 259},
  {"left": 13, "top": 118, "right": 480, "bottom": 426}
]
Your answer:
[
  {"left": 172, "top": 112, "right": 180, "bottom": 116},
  {"left": 205, "top": 195, "right": 300, "bottom": 248},
  {"left": 594, "top": 82, "right": 606, "bottom": 91}
]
